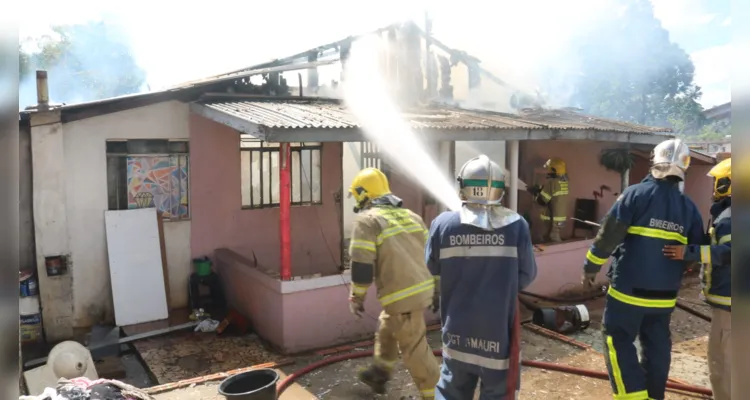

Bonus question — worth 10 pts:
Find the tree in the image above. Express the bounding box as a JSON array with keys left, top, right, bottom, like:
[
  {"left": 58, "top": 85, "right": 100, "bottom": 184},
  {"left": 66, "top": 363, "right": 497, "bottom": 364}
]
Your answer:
[
  {"left": 564, "top": 0, "right": 707, "bottom": 131},
  {"left": 19, "top": 21, "right": 146, "bottom": 108}
]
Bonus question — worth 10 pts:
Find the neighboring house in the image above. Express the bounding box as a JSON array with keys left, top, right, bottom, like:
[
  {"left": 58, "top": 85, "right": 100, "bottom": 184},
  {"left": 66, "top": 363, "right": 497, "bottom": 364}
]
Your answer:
[{"left": 19, "top": 21, "right": 716, "bottom": 353}]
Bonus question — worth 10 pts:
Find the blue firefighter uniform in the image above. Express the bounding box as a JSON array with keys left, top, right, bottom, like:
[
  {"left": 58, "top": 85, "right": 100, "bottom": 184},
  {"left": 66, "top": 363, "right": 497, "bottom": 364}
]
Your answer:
[
  {"left": 426, "top": 211, "right": 537, "bottom": 400},
  {"left": 583, "top": 175, "right": 704, "bottom": 400},
  {"left": 684, "top": 197, "right": 731, "bottom": 310}
]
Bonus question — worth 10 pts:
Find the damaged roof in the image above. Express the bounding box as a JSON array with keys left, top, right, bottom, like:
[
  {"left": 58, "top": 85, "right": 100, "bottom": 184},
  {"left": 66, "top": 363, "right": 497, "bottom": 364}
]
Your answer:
[{"left": 196, "top": 99, "right": 672, "bottom": 135}]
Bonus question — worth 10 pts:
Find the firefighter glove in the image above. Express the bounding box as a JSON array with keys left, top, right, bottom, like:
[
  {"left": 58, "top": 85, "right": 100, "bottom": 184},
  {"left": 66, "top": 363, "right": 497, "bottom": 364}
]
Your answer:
[
  {"left": 582, "top": 272, "right": 597, "bottom": 289},
  {"left": 430, "top": 291, "right": 440, "bottom": 313},
  {"left": 349, "top": 296, "right": 365, "bottom": 319},
  {"left": 527, "top": 185, "right": 542, "bottom": 196}
]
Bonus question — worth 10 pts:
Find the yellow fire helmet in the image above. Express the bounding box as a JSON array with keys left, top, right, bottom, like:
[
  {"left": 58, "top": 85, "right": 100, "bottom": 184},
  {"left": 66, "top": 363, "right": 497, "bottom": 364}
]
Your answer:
[
  {"left": 349, "top": 167, "right": 391, "bottom": 210},
  {"left": 707, "top": 157, "right": 731, "bottom": 200},
  {"left": 544, "top": 157, "right": 567, "bottom": 176}
]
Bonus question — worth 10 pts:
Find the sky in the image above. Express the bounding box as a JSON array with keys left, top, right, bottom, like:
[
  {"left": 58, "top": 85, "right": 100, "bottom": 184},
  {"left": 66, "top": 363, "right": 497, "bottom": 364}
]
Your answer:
[{"left": 19, "top": 0, "right": 730, "bottom": 109}]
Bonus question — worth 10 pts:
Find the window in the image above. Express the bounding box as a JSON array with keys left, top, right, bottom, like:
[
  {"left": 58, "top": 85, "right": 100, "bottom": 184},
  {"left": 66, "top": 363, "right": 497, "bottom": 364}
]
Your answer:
[
  {"left": 106, "top": 139, "right": 190, "bottom": 220},
  {"left": 240, "top": 140, "right": 322, "bottom": 208}
]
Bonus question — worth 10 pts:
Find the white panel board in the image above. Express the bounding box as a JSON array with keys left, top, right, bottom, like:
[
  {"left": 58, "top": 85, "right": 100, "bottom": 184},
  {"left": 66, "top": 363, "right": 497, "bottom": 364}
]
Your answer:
[{"left": 105, "top": 208, "right": 168, "bottom": 326}]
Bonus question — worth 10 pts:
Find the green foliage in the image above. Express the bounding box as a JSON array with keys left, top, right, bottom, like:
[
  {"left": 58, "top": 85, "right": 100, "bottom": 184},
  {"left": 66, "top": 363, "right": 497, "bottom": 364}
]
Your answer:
[
  {"left": 19, "top": 21, "right": 146, "bottom": 107},
  {"left": 568, "top": 0, "right": 710, "bottom": 133},
  {"left": 599, "top": 149, "right": 635, "bottom": 174}
]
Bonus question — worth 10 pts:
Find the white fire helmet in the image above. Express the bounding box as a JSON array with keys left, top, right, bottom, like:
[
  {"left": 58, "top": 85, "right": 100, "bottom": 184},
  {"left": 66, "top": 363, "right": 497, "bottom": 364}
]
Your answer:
[
  {"left": 650, "top": 138, "right": 691, "bottom": 181},
  {"left": 456, "top": 155, "right": 519, "bottom": 230}
]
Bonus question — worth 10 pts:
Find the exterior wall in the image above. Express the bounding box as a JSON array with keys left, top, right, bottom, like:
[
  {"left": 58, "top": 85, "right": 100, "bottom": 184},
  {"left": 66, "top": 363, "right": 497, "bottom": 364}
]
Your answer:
[
  {"left": 19, "top": 125, "right": 36, "bottom": 271},
  {"left": 189, "top": 113, "right": 343, "bottom": 277},
  {"left": 61, "top": 101, "right": 192, "bottom": 328},
  {"left": 215, "top": 248, "right": 439, "bottom": 353},
  {"left": 518, "top": 140, "right": 624, "bottom": 241},
  {"left": 31, "top": 112, "right": 74, "bottom": 341},
  {"left": 524, "top": 239, "right": 610, "bottom": 294}
]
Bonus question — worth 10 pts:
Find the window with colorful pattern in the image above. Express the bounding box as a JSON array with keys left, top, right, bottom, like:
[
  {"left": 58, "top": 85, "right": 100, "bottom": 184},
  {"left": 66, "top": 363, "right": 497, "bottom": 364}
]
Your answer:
[{"left": 106, "top": 139, "right": 190, "bottom": 220}]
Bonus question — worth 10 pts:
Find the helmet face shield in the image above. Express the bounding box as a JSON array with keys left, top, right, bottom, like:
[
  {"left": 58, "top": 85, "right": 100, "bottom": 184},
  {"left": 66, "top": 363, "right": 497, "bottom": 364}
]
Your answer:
[{"left": 456, "top": 155, "right": 515, "bottom": 230}]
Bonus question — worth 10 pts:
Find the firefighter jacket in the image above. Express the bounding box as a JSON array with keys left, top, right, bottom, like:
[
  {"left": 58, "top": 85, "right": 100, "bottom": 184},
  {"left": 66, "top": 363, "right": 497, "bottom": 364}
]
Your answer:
[
  {"left": 684, "top": 197, "right": 731, "bottom": 311},
  {"left": 535, "top": 175, "right": 569, "bottom": 223},
  {"left": 348, "top": 205, "right": 434, "bottom": 314},
  {"left": 425, "top": 210, "right": 537, "bottom": 371},
  {"left": 583, "top": 175, "right": 705, "bottom": 309}
]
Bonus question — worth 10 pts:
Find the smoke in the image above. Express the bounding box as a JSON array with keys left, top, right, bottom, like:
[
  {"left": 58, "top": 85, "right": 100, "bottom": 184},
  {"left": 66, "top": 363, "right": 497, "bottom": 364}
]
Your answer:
[
  {"left": 18, "top": 0, "right": 715, "bottom": 118},
  {"left": 19, "top": 17, "right": 146, "bottom": 109}
]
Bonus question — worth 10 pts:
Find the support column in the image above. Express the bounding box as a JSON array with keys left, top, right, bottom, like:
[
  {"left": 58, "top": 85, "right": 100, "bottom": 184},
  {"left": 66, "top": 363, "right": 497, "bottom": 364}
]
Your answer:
[
  {"left": 508, "top": 140, "right": 520, "bottom": 212},
  {"left": 279, "top": 143, "right": 292, "bottom": 281}
]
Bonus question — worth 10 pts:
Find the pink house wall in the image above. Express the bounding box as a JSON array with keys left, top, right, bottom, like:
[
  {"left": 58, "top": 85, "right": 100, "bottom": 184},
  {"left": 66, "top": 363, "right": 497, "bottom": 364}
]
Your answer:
[
  {"left": 189, "top": 113, "right": 343, "bottom": 277},
  {"left": 518, "top": 140, "right": 625, "bottom": 241}
]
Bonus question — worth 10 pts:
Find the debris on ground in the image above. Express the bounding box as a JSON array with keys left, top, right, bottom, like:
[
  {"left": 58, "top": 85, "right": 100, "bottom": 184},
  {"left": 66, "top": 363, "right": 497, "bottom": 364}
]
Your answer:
[{"left": 149, "top": 279, "right": 712, "bottom": 399}]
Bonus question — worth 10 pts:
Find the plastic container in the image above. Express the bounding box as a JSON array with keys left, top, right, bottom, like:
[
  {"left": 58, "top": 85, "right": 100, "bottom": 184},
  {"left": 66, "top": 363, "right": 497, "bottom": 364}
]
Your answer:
[
  {"left": 218, "top": 368, "right": 279, "bottom": 400},
  {"left": 193, "top": 257, "right": 212, "bottom": 277},
  {"left": 20, "top": 295, "right": 42, "bottom": 344},
  {"left": 19, "top": 270, "right": 38, "bottom": 297}
]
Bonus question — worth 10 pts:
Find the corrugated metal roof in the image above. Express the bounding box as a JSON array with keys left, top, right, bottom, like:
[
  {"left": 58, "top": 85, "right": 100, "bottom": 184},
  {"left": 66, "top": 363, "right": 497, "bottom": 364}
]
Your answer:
[{"left": 201, "top": 100, "right": 672, "bottom": 135}]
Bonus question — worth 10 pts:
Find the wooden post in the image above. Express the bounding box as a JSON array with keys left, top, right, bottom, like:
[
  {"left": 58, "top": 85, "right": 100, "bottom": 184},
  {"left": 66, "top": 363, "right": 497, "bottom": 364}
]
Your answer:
[{"left": 279, "top": 143, "right": 292, "bottom": 280}]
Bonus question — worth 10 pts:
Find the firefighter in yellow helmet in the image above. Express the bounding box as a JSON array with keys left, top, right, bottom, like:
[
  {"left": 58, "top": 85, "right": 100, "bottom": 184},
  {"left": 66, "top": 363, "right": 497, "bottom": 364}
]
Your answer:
[
  {"left": 527, "top": 157, "right": 570, "bottom": 242},
  {"left": 347, "top": 167, "right": 440, "bottom": 399},
  {"left": 664, "top": 157, "right": 732, "bottom": 400}
]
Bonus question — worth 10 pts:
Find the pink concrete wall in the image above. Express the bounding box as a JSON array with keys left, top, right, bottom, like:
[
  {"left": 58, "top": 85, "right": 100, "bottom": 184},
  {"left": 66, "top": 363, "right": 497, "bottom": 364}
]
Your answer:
[
  {"left": 518, "top": 140, "right": 624, "bottom": 241},
  {"left": 189, "top": 113, "right": 343, "bottom": 277},
  {"left": 524, "top": 239, "right": 610, "bottom": 295},
  {"left": 215, "top": 248, "right": 439, "bottom": 353}
]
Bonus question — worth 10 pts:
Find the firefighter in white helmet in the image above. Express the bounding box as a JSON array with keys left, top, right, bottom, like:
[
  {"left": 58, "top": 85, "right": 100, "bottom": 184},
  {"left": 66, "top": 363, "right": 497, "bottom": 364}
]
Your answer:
[
  {"left": 427, "top": 155, "right": 538, "bottom": 399},
  {"left": 527, "top": 157, "right": 569, "bottom": 242},
  {"left": 582, "top": 138, "right": 705, "bottom": 400},
  {"left": 347, "top": 167, "right": 440, "bottom": 399}
]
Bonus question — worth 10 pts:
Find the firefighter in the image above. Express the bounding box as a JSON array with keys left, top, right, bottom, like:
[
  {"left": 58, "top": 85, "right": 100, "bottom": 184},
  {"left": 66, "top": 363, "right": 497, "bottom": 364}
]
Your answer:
[
  {"left": 347, "top": 167, "right": 440, "bottom": 399},
  {"left": 581, "top": 138, "right": 706, "bottom": 400},
  {"left": 528, "top": 157, "right": 569, "bottom": 242},
  {"left": 426, "top": 155, "right": 538, "bottom": 400},
  {"left": 663, "top": 157, "right": 732, "bottom": 400}
]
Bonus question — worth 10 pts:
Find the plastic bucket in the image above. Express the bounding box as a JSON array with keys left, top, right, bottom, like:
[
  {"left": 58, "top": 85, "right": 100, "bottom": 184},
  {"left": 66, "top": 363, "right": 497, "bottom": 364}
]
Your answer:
[
  {"left": 20, "top": 295, "right": 42, "bottom": 344},
  {"left": 193, "top": 257, "right": 212, "bottom": 277},
  {"left": 19, "top": 270, "right": 38, "bottom": 297},
  {"left": 218, "top": 368, "right": 279, "bottom": 400}
]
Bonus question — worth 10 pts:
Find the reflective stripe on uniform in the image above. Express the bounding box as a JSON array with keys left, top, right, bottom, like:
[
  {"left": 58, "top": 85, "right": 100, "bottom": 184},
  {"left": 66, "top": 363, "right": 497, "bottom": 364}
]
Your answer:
[
  {"left": 351, "top": 284, "right": 368, "bottom": 296},
  {"left": 626, "top": 226, "right": 687, "bottom": 244},
  {"left": 607, "top": 286, "right": 676, "bottom": 308},
  {"left": 705, "top": 293, "right": 731, "bottom": 307},
  {"left": 439, "top": 246, "right": 518, "bottom": 259},
  {"left": 606, "top": 336, "right": 649, "bottom": 400},
  {"left": 586, "top": 250, "right": 608, "bottom": 265},
  {"left": 350, "top": 240, "right": 376, "bottom": 252},
  {"left": 420, "top": 388, "right": 435, "bottom": 397},
  {"left": 376, "top": 223, "right": 424, "bottom": 245},
  {"left": 540, "top": 215, "right": 567, "bottom": 222},
  {"left": 540, "top": 191, "right": 552, "bottom": 201},
  {"left": 442, "top": 346, "right": 509, "bottom": 370},
  {"left": 718, "top": 234, "right": 731, "bottom": 244},
  {"left": 379, "top": 278, "right": 435, "bottom": 306},
  {"left": 700, "top": 245, "right": 711, "bottom": 264}
]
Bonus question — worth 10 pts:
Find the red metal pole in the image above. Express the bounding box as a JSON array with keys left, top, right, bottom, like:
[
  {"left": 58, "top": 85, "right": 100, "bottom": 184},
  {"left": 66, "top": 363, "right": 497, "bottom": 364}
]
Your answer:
[{"left": 279, "top": 143, "right": 292, "bottom": 281}]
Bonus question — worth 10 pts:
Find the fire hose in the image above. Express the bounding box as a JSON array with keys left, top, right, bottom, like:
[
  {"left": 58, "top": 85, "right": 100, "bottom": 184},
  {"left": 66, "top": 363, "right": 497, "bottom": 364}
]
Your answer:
[
  {"left": 276, "top": 349, "right": 713, "bottom": 397},
  {"left": 277, "top": 300, "right": 713, "bottom": 397}
]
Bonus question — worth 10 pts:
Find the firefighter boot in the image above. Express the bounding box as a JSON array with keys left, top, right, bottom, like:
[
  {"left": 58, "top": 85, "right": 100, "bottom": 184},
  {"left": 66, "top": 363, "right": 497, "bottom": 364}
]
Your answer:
[
  {"left": 550, "top": 222, "right": 563, "bottom": 242},
  {"left": 358, "top": 364, "right": 390, "bottom": 394}
]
